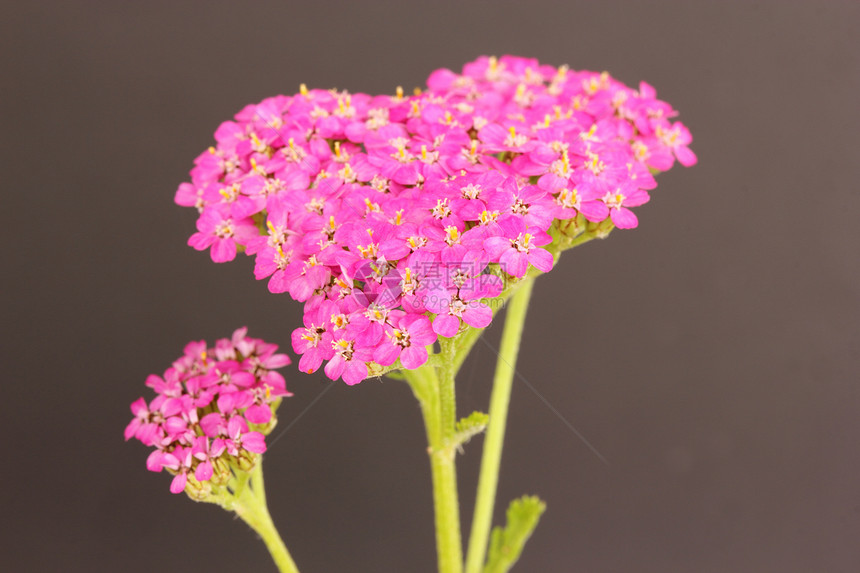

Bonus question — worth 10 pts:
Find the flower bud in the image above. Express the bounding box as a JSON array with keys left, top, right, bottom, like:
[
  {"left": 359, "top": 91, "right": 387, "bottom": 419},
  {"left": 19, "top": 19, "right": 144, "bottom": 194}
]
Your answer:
[
  {"left": 234, "top": 451, "right": 258, "bottom": 472},
  {"left": 185, "top": 474, "right": 213, "bottom": 501},
  {"left": 586, "top": 217, "right": 615, "bottom": 239},
  {"left": 559, "top": 213, "right": 587, "bottom": 240},
  {"left": 211, "top": 457, "right": 233, "bottom": 485}
]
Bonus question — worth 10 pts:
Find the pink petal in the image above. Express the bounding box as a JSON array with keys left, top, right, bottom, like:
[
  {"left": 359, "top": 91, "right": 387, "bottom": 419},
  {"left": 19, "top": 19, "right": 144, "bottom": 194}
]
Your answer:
[
  {"left": 647, "top": 148, "right": 675, "bottom": 171},
  {"left": 342, "top": 360, "right": 368, "bottom": 385},
  {"left": 195, "top": 460, "right": 213, "bottom": 482},
  {"left": 242, "top": 431, "right": 267, "bottom": 454},
  {"left": 174, "top": 183, "right": 199, "bottom": 207},
  {"left": 265, "top": 353, "right": 291, "bottom": 369},
  {"left": 289, "top": 276, "right": 314, "bottom": 301},
  {"left": 433, "top": 314, "right": 460, "bottom": 338},
  {"left": 163, "top": 416, "right": 187, "bottom": 435},
  {"left": 227, "top": 416, "right": 249, "bottom": 439},
  {"left": 423, "top": 286, "right": 453, "bottom": 314},
  {"left": 400, "top": 345, "right": 428, "bottom": 369},
  {"left": 129, "top": 397, "right": 148, "bottom": 416},
  {"left": 216, "top": 392, "right": 236, "bottom": 414},
  {"left": 578, "top": 200, "right": 609, "bottom": 223},
  {"left": 405, "top": 316, "right": 436, "bottom": 345},
  {"left": 462, "top": 304, "right": 492, "bottom": 329},
  {"left": 160, "top": 452, "right": 180, "bottom": 471},
  {"left": 146, "top": 450, "right": 165, "bottom": 472},
  {"left": 373, "top": 341, "right": 400, "bottom": 367},
  {"left": 483, "top": 237, "right": 510, "bottom": 260},
  {"left": 231, "top": 371, "right": 256, "bottom": 388},
  {"left": 528, "top": 248, "right": 554, "bottom": 273},
  {"left": 160, "top": 398, "right": 183, "bottom": 418},
  {"left": 200, "top": 412, "right": 225, "bottom": 437},
  {"left": 324, "top": 355, "right": 346, "bottom": 381},
  {"left": 622, "top": 189, "right": 650, "bottom": 208},
  {"left": 675, "top": 145, "right": 698, "bottom": 167},
  {"left": 610, "top": 207, "right": 639, "bottom": 229},
  {"left": 299, "top": 351, "right": 324, "bottom": 374},
  {"left": 124, "top": 418, "right": 141, "bottom": 441},
  {"left": 188, "top": 232, "right": 214, "bottom": 251},
  {"left": 497, "top": 216, "right": 526, "bottom": 238},
  {"left": 211, "top": 237, "right": 237, "bottom": 263},
  {"left": 499, "top": 249, "right": 528, "bottom": 278},
  {"left": 244, "top": 404, "right": 272, "bottom": 425},
  {"left": 210, "top": 439, "right": 227, "bottom": 458},
  {"left": 170, "top": 472, "right": 188, "bottom": 494}
]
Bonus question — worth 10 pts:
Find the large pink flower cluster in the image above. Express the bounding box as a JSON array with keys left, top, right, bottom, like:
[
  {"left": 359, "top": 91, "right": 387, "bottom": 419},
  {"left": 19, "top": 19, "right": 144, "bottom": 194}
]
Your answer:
[
  {"left": 125, "top": 328, "right": 291, "bottom": 494},
  {"left": 175, "top": 55, "right": 696, "bottom": 385}
]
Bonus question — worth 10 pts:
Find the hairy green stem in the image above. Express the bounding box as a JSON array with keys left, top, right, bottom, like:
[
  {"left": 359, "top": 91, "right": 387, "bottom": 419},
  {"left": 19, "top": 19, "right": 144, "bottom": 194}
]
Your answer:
[
  {"left": 405, "top": 358, "right": 464, "bottom": 573},
  {"left": 438, "top": 338, "right": 459, "bottom": 435},
  {"left": 464, "top": 279, "right": 535, "bottom": 573},
  {"left": 231, "top": 462, "right": 301, "bottom": 573},
  {"left": 399, "top": 231, "right": 598, "bottom": 573}
]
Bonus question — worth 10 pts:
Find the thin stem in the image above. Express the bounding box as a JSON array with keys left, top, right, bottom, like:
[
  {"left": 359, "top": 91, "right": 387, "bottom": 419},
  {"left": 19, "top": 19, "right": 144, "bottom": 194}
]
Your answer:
[
  {"left": 429, "top": 443, "right": 463, "bottom": 573},
  {"left": 450, "top": 324, "right": 486, "bottom": 376},
  {"left": 232, "top": 461, "right": 301, "bottom": 573},
  {"left": 464, "top": 278, "right": 535, "bottom": 573},
  {"left": 449, "top": 233, "right": 596, "bottom": 377},
  {"left": 438, "top": 338, "right": 459, "bottom": 436},
  {"left": 252, "top": 459, "right": 267, "bottom": 506},
  {"left": 405, "top": 361, "right": 464, "bottom": 573}
]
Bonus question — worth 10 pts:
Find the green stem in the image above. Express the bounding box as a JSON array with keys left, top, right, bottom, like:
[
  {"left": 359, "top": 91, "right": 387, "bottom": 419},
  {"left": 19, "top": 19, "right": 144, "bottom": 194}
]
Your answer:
[
  {"left": 232, "top": 461, "right": 301, "bottom": 573},
  {"left": 449, "top": 232, "right": 596, "bottom": 378},
  {"left": 438, "top": 338, "right": 459, "bottom": 435},
  {"left": 450, "top": 323, "right": 486, "bottom": 376},
  {"left": 405, "top": 358, "right": 464, "bottom": 573},
  {"left": 464, "top": 278, "right": 535, "bottom": 573},
  {"left": 399, "top": 234, "right": 596, "bottom": 573}
]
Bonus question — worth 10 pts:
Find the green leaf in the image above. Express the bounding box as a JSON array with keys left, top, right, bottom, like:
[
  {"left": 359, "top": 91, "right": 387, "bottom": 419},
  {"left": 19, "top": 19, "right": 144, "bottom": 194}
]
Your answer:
[
  {"left": 452, "top": 411, "right": 489, "bottom": 452},
  {"left": 483, "top": 496, "right": 546, "bottom": 573}
]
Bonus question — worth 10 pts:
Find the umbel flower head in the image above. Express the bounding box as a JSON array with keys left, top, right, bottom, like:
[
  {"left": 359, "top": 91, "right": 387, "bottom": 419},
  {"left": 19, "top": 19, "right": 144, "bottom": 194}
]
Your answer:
[
  {"left": 125, "top": 328, "right": 291, "bottom": 496},
  {"left": 174, "top": 55, "right": 696, "bottom": 385}
]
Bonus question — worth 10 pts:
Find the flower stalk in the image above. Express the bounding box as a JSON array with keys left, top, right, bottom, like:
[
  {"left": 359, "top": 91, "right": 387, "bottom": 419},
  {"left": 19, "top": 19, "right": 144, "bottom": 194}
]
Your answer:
[
  {"left": 230, "top": 462, "right": 300, "bottom": 573},
  {"left": 465, "top": 278, "right": 535, "bottom": 573},
  {"left": 404, "top": 356, "right": 464, "bottom": 573}
]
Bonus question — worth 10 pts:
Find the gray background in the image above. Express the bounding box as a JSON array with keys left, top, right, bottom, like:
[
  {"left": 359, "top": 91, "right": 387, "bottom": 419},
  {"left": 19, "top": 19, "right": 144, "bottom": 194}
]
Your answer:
[{"left": 3, "top": 1, "right": 859, "bottom": 571}]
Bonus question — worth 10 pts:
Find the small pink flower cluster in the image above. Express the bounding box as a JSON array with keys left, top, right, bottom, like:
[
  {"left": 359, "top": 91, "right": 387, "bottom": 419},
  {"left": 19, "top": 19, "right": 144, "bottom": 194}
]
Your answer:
[
  {"left": 125, "top": 328, "right": 291, "bottom": 494},
  {"left": 175, "top": 55, "right": 696, "bottom": 385}
]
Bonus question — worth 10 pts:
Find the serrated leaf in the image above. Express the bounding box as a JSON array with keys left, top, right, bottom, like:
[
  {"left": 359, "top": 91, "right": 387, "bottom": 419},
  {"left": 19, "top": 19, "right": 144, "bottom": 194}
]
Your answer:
[
  {"left": 452, "top": 411, "right": 489, "bottom": 452},
  {"left": 483, "top": 495, "right": 546, "bottom": 573}
]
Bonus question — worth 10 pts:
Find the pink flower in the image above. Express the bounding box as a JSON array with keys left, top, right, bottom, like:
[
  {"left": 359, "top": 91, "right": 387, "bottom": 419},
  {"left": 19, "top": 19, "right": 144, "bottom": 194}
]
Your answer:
[
  {"left": 160, "top": 446, "right": 194, "bottom": 494},
  {"left": 291, "top": 300, "right": 337, "bottom": 374},
  {"left": 225, "top": 416, "right": 267, "bottom": 456},
  {"left": 598, "top": 182, "right": 650, "bottom": 229},
  {"left": 483, "top": 218, "right": 554, "bottom": 278},
  {"left": 169, "top": 55, "right": 696, "bottom": 383},
  {"left": 191, "top": 436, "right": 226, "bottom": 482},
  {"left": 324, "top": 336, "right": 373, "bottom": 385},
  {"left": 656, "top": 120, "right": 697, "bottom": 167},
  {"left": 374, "top": 313, "right": 437, "bottom": 369},
  {"left": 124, "top": 398, "right": 155, "bottom": 443},
  {"left": 424, "top": 283, "right": 494, "bottom": 338},
  {"left": 187, "top": 204, "right": 258, "bottom": 263},
  {"left": 478, "top": 123, "right": 537, "bottom": 153},
  {"left": 126, "top": 332, "right": 292, "bottom": 493}
]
